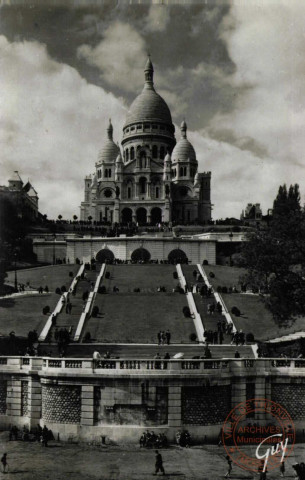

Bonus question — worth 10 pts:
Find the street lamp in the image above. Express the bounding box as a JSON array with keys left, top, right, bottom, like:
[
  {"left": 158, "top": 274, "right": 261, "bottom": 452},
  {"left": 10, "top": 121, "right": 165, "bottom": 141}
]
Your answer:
[
  {"left": 14, "top": 251, "right": 18, "bottom": 292},
  {"left": 229, "top": 230, "right": 233, "bottom": 266}
]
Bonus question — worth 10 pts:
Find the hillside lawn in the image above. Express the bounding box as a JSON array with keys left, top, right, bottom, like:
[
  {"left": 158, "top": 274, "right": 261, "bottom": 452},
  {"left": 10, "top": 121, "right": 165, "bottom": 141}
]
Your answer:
[
  {"left": 84, "top": 292, "right": 196, "bottom": 343},
  {"left": 6, "top": 264, "right": 79, "bottom": 292},
  {"left": 0, "top": 293, "right": 58, "bottom": 337}
]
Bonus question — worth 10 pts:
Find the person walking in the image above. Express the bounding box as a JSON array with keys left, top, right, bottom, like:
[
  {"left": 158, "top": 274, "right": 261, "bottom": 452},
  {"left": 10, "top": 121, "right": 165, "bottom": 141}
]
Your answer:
[
  {"left": 280, "top": 460, "right": 285, "bottom": 477},
  {"left": 1, "top": 453, "right": 8, "bottom": 473},
  {"left": 224, "top": 455, "right": 232, "bottom": 478},
  {"left": 154, "top": 450, "right": 165, "bottom": 476}
]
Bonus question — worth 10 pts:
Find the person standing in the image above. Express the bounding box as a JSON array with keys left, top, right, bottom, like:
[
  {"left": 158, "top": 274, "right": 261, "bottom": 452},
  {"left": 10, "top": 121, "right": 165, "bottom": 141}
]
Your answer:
[
  {"left": 1, "top": 453, "right": 8, "bottom": 473},
  {"left": 165, "top": 330, "right": 171, "bottom": 345},
  {"left": 154, "top": 450, "right": 165, "bottom": 476},
  {"left": 224, "top": 455, "right": 232, "bottom": 478},
  {"left": 280, "top": 460, "right": 285, "bottom": 477}
]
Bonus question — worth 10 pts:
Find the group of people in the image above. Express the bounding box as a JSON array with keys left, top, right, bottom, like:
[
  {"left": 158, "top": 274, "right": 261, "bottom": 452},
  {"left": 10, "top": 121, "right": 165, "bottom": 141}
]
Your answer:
[
  {"left": 37, "top": 285, "right": 49, "bottom": 294},
  {"left": 176, "top": 430, "right": 191, "bottom": 447},
  {"left": 231, "top": 330, "right": 245, "bottom": 346},
  {"left": 139, "top": 431, "right": 168, "bottom": 449},
  {"left": 153, "top": 352, "right": 170, "bottom": 369},
  {"left": 157, "top": 330, "right": 171, "bottom": 345},
  {"left": 207, "top": 301, "right": 223, "bottom": 315},
  {"left": 9, "top": 424, "right": 51, "bottom": 446}
]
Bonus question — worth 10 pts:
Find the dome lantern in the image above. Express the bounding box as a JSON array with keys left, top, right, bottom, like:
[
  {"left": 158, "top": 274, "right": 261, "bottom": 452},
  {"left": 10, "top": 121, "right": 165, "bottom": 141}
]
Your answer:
[
  {"left": 144, "top": 55, "right": 154, "bottom": 90},
  {"left": 181, "top": 120, "right": 187, "bottom": 139},
  {"left": 107, "top": 119, "right": 113, "bottom": 140}
]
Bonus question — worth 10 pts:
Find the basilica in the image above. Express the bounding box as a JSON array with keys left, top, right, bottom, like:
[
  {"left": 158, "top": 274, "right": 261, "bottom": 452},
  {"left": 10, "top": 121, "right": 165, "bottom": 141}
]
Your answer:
[{"left": 80, "top": 57, "right": 212, "bottom": 225}]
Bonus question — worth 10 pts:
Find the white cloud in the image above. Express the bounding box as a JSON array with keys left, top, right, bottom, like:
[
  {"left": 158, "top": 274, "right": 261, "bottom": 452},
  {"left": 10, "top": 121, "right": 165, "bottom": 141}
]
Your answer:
[
  {"left": 144, "top": 5, "right": 170, "bottom": 32},
  {"left": 0, "top": 35, "right": 126, "bottom": 219},
  {"left": 77, "top": 22, "right": 148, "bottom": 93},
  {"left": 210, "top": 1, "right": 305, "bottom": 204}
]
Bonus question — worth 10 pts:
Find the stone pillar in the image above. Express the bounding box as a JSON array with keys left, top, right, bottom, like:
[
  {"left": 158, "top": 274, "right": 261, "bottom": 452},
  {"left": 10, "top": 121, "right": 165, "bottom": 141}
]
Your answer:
[
  {"left": 147, "top": 182, "right": 151, "bottom": 199},
  {"left": 113, "top": 199, "right": 120, "bottom": 224},
  {"left": 254, "top": 376, "right": 270, "bottom": 422},
  {"left": 81, "top": 385, "right": 94, "bottom": 426},
  {"left": 231, "top": 378, "right": 246, "bottom": 409},
  {"left": 7, "top": 378, "right": 21, "bottom": 418},
  {"left": 168, "top": 385, "right": 181, "bottom": 428},
  {"left": 28, "top": 377, "right": 42, "bottom": 428}
]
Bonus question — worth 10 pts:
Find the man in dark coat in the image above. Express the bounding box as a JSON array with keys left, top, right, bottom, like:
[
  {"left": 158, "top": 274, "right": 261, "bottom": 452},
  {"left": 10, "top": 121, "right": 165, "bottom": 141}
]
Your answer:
[{"left": 154, "top": 450, "right": 165, "bottom": 475}]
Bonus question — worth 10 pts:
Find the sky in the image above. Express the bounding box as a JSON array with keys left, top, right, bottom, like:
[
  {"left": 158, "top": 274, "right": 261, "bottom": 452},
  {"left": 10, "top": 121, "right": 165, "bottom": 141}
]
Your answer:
[{"left": 0, "top": 0, "right": 305, "bottom": 220}]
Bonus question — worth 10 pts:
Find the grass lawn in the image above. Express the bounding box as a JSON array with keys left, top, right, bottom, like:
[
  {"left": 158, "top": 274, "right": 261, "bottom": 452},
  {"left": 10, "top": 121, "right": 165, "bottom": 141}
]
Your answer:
[
  {"left": 102, "top": 265, "right": 179, "bottom": 293},
  {"left": 6, "top": 264, "right": 79, "bottom": 292},
  {"left": 0, "top": 432, "right": 303, "bottom": 480},
  {"left": 0, "top": 293, "right": 58, "bottom": 337},
  {"left": 223, "top": 293, "right": 305, "bottom": 341},
  {"left": 84, "top": 292, "right": 195, "bottom": 343},
  {"left": 202, "top": 265, "right": 246, "bottom": 290}
]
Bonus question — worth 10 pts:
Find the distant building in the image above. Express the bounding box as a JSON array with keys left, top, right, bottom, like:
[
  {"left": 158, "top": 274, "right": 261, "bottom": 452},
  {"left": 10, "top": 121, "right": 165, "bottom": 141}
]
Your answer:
[
  {"left": 0, "top": 171, "right": 39, "bottom": 221},
  {"left": 241, "top": 203, "right": 262, "bottom": 223},
  {"left": 80, "top": 57, "right": 212, "bottom": 225}
]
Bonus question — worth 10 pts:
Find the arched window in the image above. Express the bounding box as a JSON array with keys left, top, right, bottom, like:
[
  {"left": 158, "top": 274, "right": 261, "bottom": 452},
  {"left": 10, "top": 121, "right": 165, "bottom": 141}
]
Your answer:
[
  {"left": 179, "top": 167, "right": 183, "bottom": 177},
  {"left": 156, "top": 187, "right": 159, "bottom": 199},
  {"left": 130, "top": 147, "right": 135, "bottom": 160},
  {"left": 108, "top": 169, "right": 112, "bottom": 177},
  {"left": 152, "top": 145, "right": 158, "bottom": 159},
  {"left": 126, "top": 149, "right": 129, "bottom": 162},
  {"left": 160, "top": 146, "right": 165, "bottom": 160},
  {"left": 184, "top": 167, "right": 187, "bottom": 176},
  {"left": 105, "top": 169, "right": 108, "bottom": 178},
  {"left": 128, "top": 187, "right": 131, "bottom": 199},
  {"left": 139, "top": 177, "right": 147, "bottom": 194}
]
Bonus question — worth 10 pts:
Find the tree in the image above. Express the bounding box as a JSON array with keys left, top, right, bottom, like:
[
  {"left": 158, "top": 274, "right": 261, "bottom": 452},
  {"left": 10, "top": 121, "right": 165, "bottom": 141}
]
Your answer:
[
  {"left": 58, "top": 215, "right": 62, "bottom": 221},
  {"left": 240, "top": 184, "right": 305, "bottom": 323},
  {"left": 73, "top": 215, "right": 78, "bottom": 221}
]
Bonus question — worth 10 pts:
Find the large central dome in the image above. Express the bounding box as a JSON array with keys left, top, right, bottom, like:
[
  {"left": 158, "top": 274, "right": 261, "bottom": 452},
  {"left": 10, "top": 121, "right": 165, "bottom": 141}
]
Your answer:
[{"left": 124, "top": 57, "right": 173, "bottom": 127}]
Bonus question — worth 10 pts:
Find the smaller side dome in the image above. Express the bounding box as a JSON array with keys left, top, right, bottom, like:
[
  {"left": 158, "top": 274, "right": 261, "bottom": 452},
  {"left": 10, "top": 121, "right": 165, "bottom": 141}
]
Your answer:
[
  {"left": 171, "top": 120, "right": 197, "bottom": 164},
  {"left": 97, "top": 120, "right": 120, "bottom": 164}
]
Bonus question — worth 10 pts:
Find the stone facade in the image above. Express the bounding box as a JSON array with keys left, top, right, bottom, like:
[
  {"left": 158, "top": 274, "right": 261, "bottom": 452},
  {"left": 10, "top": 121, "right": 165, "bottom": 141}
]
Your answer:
[
  {"left": 33, "top": 237, "right": 216, "bottom": 265},
  {"left": 0, "top": 359, "right": 304, "bottom": 442},
  {"left": 80, "top": 58, "right": 211, "bottom": 225}
]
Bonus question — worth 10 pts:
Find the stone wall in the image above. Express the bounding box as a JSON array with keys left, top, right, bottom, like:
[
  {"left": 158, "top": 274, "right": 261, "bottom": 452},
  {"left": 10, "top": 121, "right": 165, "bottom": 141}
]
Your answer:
[
  {"left": 0, "top": 381, "right": 7, "bottom": 415},
  {"left": 21, "top": 381, "right": 29, "bottom": 417},
  {"left": 271, "top": 383, "right": 305, "bottom": 420},
  {"left": 181, "top": 386, "right": 231, "bottom": 425},
  {"left": 34, "top": 237, "right": 216, "bottom": 265},
  {"left": 42, "top": 385, "right": 81, "bottom": 424},
  {"left": 94, "top": 381, "right": 168, "bottom": 426}
]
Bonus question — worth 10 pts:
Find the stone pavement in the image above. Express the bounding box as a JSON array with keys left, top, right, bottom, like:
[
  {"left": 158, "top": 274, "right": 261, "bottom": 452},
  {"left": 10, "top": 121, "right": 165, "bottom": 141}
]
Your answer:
[{"left": 0, "top": 432, "right": 303, "bottom": 479}]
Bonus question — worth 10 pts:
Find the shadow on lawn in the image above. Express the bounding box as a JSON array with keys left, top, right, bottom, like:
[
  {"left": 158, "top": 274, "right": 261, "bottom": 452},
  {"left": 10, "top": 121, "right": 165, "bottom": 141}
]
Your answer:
[{"left": 0, "top": 298, "right": 16, "bottom": 308}]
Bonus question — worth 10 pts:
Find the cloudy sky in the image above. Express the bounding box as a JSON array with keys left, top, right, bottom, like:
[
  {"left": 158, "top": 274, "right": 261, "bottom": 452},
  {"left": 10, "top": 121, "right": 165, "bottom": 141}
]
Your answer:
[{"left": 0, "top": 0, "right": 304, "bottom": 220}]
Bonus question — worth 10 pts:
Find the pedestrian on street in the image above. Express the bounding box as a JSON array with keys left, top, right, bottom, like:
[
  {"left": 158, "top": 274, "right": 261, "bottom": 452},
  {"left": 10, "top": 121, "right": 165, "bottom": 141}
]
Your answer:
[
  {"left": 1, "top": 453, "right": 8, "bottom": 473},
  {"left": 224, "top": 455, "right": 232, "bottom": 478},
  {"left": 154, "top": 450, "right": 165, "bottom": 476}
]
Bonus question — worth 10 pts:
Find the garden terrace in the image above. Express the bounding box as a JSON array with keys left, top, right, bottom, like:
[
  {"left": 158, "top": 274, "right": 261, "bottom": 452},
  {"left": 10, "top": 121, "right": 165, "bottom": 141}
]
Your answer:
[
  {"left": 83, "top": 292, "right": 196, "bottom": 343},
  {"left": 100, "top": 264, "right": 179, "bottom": 293},
  {"left": 6, "top": 264, "right": 79, "bottom": 292},
  {"left": 0, "top": 293, "right": 58, "bottom": 337}
]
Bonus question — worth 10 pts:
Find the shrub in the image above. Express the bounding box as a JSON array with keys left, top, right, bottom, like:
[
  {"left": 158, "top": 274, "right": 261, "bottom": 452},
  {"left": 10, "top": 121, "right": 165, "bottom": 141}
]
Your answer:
[
  {"left": 222, "top": 286, "right": 228, "bottom": 294},
  {"left": 76, "top": 257, "right": 80, "bottom": 265},
  {"left": 231, "top": 306, "right": 241, "bottom": 316},
  {"left": 217, "top": 286, "right": 222, "bottom": 293},
  {"left": 42, "top": 305, "right": 50, "bottom": 315},
  {"left": 98, "top": 286, "right": 106, "bottom": 294},
  {"left": 91, "top": 306, "right": 99, "bottom": 318},
  {"left": 83, "top": 332, "right": 91, "bottom": 342},
  {"left": 246, "top": 332, "right": 255, "bottom": 343},
  {"left": 105, "top": 271, "right": 110, "bottom": 279},
  {"left": 173, "top": 271, "right": 178, "bottom": 280},
  {"left": 209, "top": 272, "right": 215, "bottom": 278},
  {"left": 82, "top": 291, "right": 89, "bottom": 302},
  {"left": 69, "top": 271, "right": 74, "bottom": 277},
  {"left": 183, "top": 306, "right": 191, "bottom": 317},
  {"left": 228, "top": 287, "right": 232, "bottom": 294},
  {"left": 203, "top": 259, "right": 209, "bottom": 265},
  {"left": 189, "top": 333, "right": 197, "bottom": 341},
  {"left": 61, "top": 285, "right": 67, "bottom": 293},
  {"left": 55, "top": 287, "right": 61, "bottom": 295}
]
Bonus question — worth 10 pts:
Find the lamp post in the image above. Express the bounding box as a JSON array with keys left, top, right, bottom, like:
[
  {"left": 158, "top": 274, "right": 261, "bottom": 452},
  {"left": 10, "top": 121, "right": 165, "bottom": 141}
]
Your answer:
[
  {"left": 53, "top": 234, "right": 56, "bottom": 265},
  {"left": 229, "top": 230, "right": 233, "bottom": 266},
  {"left": 14, "top": 251, "right": 18, "bottom": 292}
]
